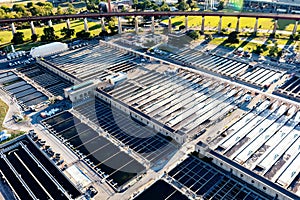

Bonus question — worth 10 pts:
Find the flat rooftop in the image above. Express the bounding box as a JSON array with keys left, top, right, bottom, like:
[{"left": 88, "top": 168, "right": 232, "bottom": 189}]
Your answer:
[
  {"left": 20, "top": 40, "right": 300, "bottom": 199},
  {"left": 168, "top": 49, "right": 283, "bottom": 89},
  {"left": 0, "top": 71, "right": 48, "bottom": 109},
  {"left": 17, "top": 64, "right": 73, "bottom": 97},
  {"left": 107, "top": 68, "right": 245, "bottom": 136},
  {"left": 212, "top": 99, "right": 300, "bottom": 195},
  {"left": 72, "top": 97, "right": 178, "bottom": 165},
  {"left": 135, "top": 156, "right": 274, "bottom": 200},
  {"left": 42, "top": 110, "right": 147, "bottom": 191},
  {"left": 0, "top": 135, "right": 81, "bottom": 199},
  {"left": 134, "top": 180, "right": 189, "bottom": 200},
  {"left": 45, "top": 43, "right": 140, "bottom": 82},
  {"left": 275, "top": 74, "right": 300, "bottom": 102}
]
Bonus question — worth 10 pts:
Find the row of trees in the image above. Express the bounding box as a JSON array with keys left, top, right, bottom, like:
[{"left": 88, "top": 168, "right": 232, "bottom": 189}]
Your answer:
[
  {"left": 10, "top": 17, "right": 120, "bottom": 45},
  {"left": 131, "top": 0, "right": 198, "bottom": 12},
  {"left": 0, "top": 2, "right": 76, "bottom": 19},
  {"left": 11, "top": 26, "right": 93, "bottom": 44},
  {"left": 0, "top": 0, "right": 200, "bottom": 19}
]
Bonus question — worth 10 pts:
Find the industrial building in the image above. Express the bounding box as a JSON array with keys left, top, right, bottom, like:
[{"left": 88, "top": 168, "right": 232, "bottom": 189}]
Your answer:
[
  {"left": 0, "top": 71, "right": 49, "bottom": 109},
  {"left": 243, "top": 0, "right": 300, "bottom": 13},
  {"left": 41, "top": 110, "right": 147, "bottom": 191},
  {"left": 34, "top": 40, "right": 300, "bottom": 199},
  {"left": 44, "top": 44, "right": 139, "bottom": 82},
  {"left": 107, "top": 69, "right": 244, "bottom": 136},
  {"left": 135, "top": 155, "right": 276, "bottom": 200},
  {"left": 168, "top": 49, "right": 283, "bottom": 89},
  {"left": 1, "top": 38, "right": 300, "bottom": 199},
  {"left": 210, "top": 100, "right": 300, "bottom": 197},
  {"left": 274, "top": 73, "right": 300, "bottom": 102},
  {"left": 0, "top": 135, "right": 81, "bottom": 199}
]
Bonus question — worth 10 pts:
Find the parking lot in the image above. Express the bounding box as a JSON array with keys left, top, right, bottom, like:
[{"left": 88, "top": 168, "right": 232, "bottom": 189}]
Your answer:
[
  {"left": 108, "top": 68, "right": 246, "bottom": 136},
  {"left": 212, "top": 99, "right": 300, "bottom": 195},
  {"left": 0, "top": 136, "right": 81, "bottom": 200},
  {"left": 42, "top": 111, "right": 146, "bottom": 191},
  {"left": 168, "top": 49, "right": 283, "bottom": 88},
  {"left": 17, "top": 64, "right": 73, "bottom": 97},
  {"left": 46, "top": 44, "right": 139, "bottom": 81},
  {"left": 0, "top": 71, "right": 48, "bottom": 108}
]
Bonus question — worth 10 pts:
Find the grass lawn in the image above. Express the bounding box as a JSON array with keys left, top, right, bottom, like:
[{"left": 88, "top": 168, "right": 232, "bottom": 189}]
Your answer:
[
  {"left": 163, "top": 16, "right": 300, "bottom": 32},
  {"left": 1, "top": 15, "right": 299, "bottom": 52},
  {"left": 0, "top": 99, "right": 8, "bottom": 132},
  {"left": 210, "top": 38, "right": 272, "bottom": 56},
  {"left": 208, "top": 34, "right": 299, "bottom": 56},
  {"left": 0, "top": 19, "right": 102, "bottom": 51}
]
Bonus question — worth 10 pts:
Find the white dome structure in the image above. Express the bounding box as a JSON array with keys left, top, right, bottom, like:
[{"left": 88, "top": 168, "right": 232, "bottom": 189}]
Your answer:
[{"left": 30, "top": 42, "right": 68, "bottom": 58}]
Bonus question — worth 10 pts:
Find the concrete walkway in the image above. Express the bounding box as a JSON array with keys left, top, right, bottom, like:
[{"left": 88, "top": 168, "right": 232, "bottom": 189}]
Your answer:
[{"left": 0, "top": 89, "right": 29, "bottom": 132}]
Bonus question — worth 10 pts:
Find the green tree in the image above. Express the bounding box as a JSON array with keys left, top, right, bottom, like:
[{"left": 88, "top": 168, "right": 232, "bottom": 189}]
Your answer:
[
  {"left": 121, "top": 6, "right": 127, "bottom": 12},
  {"left": 26, "top": 2, "right": 33, "bottom": 8},
  {"left": 217, "top": 0, "right": 224, "bottom": 10},
  {"left": 187, "top": 30, "right": 200, "bottom": 40},
  {"left": 152, "top": 3, "right": 159, "bottom": 11},
  {"left": 99, "top": 29, "right": 109, "bottom": 38},
  {"left": 60, "top": 27, "right": 75, "bottom": 38},
  {"left": 76, "top": 30, "right": 90, "bottom": 39},
  {"left": 144, "top": 0, "right": 152, "bottom": 10},
  {"left": 178, "top": 1, "right": 189, "bottom": 11},
  {"left": 56, "top": 6, "right": 63, "bottom": 15},
  {"left": 4, "top": 12, "right": 14, "bottom": 19},
  {"left": 0, "top": 8, "right": 6, "bottom": 18},
  {"left": 186, "top": 0, "right": 197, "bottom": 10},
  {"left": 253, "top": 45, "right": 262, "bottom": 54},
  {"left": 36, "top": 2, "right": 45, "bottom": 6},
  {"left": 226, "top": 31, "right": 239, "bottom": 43},
  {"left": 268, "top": 43, "right": 279, "bottom": 57},
  {"left": 43, "top": 2, "right": 53, "bottom": 16},
  {"left": 190, "top": 1, "right": 198, "bottom": 10},
  {"left": 67, "top": 3, "right": 76, "bottom": 14},
  {"left": 22, "top": 11, "right": 32, "bottom": 17},
  {"left": 31, "top": 34, "right": 38, "bottom": 41},
  {"left": 11, "top": 32, "right": 24, "bottom": 44},
  {"left": 12, "top": 4, "right": 26, "bottom": 13},
  {"left": 161, "top": 1, "right": 170, "bottom": 11},
  {"left": 29, "top": 5, "right": 43, "bottom": 16},
  {"left": 41, "top": 27, "right": 57, "bottom": 42},
  {"left": 1, "top": 5, "right": 10, "bottom": 13},
  {"left": 179, "top": 25, "right": 185, "bottom": 30},
  {"left": 133, "top": 0, "right": 138, "bottom": 10},
  {"left": 87, "top": 3, "right": 97, "bottom": 11},
  {"left": 108, "top": 20, "right": 117, "bottom": 35},
  {"left": 137, "top": 2, "right": 145, "bottom": 10}
]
